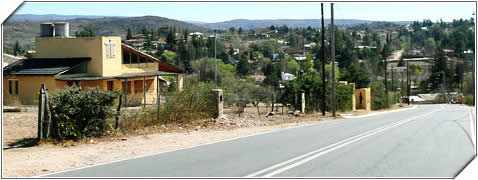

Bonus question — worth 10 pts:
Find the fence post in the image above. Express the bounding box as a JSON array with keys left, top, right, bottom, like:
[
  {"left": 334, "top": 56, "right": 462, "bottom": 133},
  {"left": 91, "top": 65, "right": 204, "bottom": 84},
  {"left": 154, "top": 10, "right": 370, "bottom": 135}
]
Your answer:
[
  {"left": 301, "top": 92, "right": 306, "bottom": 113},
  {"left": 212, "top": 89, "right": 223, "bottom": 118},
  {"left": 37, "top": 84, "right": 44, "bottom": 140},
  {"left": 116, "top": 93, "right": 122, "bottom": 130},
  {"left": 44, "top": 89, "right": 51, "bottom": 140},
  {"left": 156, "top": 76, "right": 160, "bottom": 121}
]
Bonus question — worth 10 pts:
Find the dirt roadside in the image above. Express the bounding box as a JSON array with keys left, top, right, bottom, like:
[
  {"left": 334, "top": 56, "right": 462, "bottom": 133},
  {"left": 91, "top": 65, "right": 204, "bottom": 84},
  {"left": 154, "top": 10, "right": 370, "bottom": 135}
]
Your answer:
[{"left": 2, "top": 105, "right": 412, "bottom": 177}]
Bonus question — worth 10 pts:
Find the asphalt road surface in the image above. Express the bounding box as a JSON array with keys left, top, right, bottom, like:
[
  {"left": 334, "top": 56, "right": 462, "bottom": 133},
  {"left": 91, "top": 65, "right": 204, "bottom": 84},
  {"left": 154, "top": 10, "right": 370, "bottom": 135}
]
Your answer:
[{"left": 45, "top": 104, "right": 476, "bottom": 178}]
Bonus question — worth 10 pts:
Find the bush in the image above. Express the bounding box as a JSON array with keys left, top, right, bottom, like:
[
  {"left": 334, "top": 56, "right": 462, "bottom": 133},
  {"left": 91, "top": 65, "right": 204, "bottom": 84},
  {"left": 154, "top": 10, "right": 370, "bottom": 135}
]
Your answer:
[
  {"left": 50, "top": 86, "right": 120, "bottom": 140},
  {"left": 158, "top": 80, "right": 216, "bottom": 123},
  {"left": 336, "top": 84, "right": 354, "bottom": 112},
  {"left": 464, "top": 95, "right": 474, "bottom": 106},
  {"left": 371, "top": 82, "right": 388, "bottom": 110}
]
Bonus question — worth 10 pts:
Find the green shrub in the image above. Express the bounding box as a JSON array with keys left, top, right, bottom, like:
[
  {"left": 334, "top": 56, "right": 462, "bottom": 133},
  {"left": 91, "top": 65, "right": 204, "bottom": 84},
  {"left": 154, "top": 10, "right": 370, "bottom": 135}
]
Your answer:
[
  {"left": 336, "top": 84, "right": 354, "bottom": 112},
  {"left": 50, "top": 86, "right": 120, "bottom": 140},
  {"left": 158, "top": 80, "right": 216, "bottom": 123},
  {"left": 371, "top": 82, "right": 388, "bottom": 110},
  {"left": 464, "top": 95, "right": 474, "bottom": 106}
]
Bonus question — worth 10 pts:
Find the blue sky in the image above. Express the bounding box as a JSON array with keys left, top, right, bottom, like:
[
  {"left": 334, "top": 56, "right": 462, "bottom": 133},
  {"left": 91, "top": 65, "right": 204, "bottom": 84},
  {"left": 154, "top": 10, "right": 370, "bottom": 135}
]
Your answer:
[{"left": 15, "top": 2, "right": 476, "bottom": 23}]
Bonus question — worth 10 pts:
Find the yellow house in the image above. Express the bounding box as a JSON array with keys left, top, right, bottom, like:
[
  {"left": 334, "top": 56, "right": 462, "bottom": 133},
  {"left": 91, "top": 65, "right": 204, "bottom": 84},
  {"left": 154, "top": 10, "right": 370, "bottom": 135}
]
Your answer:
[{"left": 3, "top": 35, "right": 183, "bottom": 105}]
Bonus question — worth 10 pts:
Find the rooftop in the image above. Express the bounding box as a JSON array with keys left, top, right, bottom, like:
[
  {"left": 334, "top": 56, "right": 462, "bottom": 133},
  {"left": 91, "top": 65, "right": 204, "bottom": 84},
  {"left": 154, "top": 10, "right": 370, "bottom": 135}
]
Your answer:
[{"left": 3, "top": 57, "right": 90, "bottom": 75}]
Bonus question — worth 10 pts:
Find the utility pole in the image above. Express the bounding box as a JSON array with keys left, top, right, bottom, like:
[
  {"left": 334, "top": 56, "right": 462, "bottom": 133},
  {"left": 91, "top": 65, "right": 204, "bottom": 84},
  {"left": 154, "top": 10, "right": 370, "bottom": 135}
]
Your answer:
[
  {"left": 442, "top": 71, "right": 447, "bottom": 104},
  {"left": 321, "top": 3, "right": 326, "bottom": 116},
  {"left": 384, "top": 54, "right": 388, "bottom": 107},
  {"left": 407, "top": 61, "right": 410, "bottom": 105},
  {"left": 331, "top": 3, "right": 336, "bottom": 117},
  {"left": 214, "top": 30, "right": 217, "bottom": 89}
]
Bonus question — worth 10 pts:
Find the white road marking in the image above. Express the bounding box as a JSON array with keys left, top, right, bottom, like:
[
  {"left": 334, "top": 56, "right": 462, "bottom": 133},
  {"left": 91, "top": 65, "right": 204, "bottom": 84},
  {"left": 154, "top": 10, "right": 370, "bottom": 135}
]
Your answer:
[
  {"left": 247, "top": 105, "right": 442, "bottom": 177},
  {"left": 38, "top": 115, "right": 339, "bottom": 177},
  {"left": 341, "top": 105, "right": 417, "bottom": 119}
]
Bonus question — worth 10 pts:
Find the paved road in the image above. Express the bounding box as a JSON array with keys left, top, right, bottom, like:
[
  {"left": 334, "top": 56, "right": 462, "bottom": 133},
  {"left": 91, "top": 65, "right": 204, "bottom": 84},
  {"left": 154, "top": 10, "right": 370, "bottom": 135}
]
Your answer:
[{"left": 46, "top": 104, "right": 476, "bottom": 177}]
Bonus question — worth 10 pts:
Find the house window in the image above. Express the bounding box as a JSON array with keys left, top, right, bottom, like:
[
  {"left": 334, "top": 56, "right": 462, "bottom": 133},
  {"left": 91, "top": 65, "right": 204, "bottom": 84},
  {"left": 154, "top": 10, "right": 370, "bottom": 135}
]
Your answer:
[
  {"left": 15, "top": 80, "right": 18, "bottom": 95},
  {"left": 105, "top": 39, "right": 116, "bottom": 58},
  {"left": 121, "top": 81, "right": 132, "bottom": 94},
  {"left": 134, "top": 80, "right": 144, "bottom": 93},
  {"left": 107, "top": 81, "right": 114, "bottom": 91},
  {"left": 8, "top": 79, "right": 18, "bottom": 95},
  {"left": 146, "top": 79, "right": 154, "bottom": 93}
]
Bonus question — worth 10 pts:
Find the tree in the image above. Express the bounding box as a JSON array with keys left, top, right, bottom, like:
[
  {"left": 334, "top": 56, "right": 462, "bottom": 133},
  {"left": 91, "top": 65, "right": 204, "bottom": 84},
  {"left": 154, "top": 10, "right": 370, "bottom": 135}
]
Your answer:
[
  {"left": 454, "top": 61, "right": 465, "bottom": 91},
  {"left": 287, "top": 59, "right": 300, "bottom": 75},
  {"left": 340, "top": 64, "right": 371, "bottom": 89},
  {"left": 236, "top": 55, "right": 251, "bottom": 76},
  {"left": 165, "top": 29, "right": 177, "bottom": 50},
  {"left": 428, "top": 47, "right": 450, "bottom": 91},
  {"left": 238, "top": 27, "right": 244, "bottom": 35},
  {"left": 424, "top": 38, "right": 436, "bottom": 57},
  {"left": 126, "top": 28, "right": 133, "bottom": 40},
  {"left": 229, "top": 27, "right": 236, "bottom": 33},
  {"left": 13, "top": 41, "right": 22, "bottom": 56},
  {"left": 183, "top": 29, "right": 189, "bottom": 43},
  {"left": 250, "top": 86, "right": 272, "bottom": 115},
  {"left": 177, "top": 41, "right": 191, "bottom": 73},
  {"left": 141, "top": 27, "right": 149, "bottom": 36},
  {"left": 74, "top": 26, "right": 96, "bottom": 37}
]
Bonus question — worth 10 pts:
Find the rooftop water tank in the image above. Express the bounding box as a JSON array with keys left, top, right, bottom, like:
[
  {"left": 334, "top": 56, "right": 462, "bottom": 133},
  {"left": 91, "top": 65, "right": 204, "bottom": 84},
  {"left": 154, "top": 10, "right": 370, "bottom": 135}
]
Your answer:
[
  {"left": 40, "top": 23, "right": 54, "bottom": 37},
  {"left": 53, "top": 22, "right": 69, "bottom": 37}
]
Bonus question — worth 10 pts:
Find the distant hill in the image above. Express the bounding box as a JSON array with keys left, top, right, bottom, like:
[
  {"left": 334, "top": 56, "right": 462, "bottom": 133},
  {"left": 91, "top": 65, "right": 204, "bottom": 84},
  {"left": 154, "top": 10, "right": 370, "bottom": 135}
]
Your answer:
[
  {"left": 194, "top": 19, "right": 412, "bottom": 29},
  {"left": 3, "top": 16, "right": 208, "bottom": 49},
  {"left": 6, "top": 14, "right": 115, "bottom": 22}
]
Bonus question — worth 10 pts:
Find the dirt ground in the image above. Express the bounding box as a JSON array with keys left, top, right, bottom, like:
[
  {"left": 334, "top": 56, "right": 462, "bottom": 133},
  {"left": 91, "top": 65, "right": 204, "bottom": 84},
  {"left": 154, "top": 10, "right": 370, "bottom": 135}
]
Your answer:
[{"left": 1, "top": 104, "right": 410, "bottom": 177}]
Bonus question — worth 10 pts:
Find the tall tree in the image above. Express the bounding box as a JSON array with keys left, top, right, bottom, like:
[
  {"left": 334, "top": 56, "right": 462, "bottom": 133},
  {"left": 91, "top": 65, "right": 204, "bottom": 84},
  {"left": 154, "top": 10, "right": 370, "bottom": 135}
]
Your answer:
[
  {"left": 428, "top": 47, "right": 450, "bottom": 91},
  {"left": 165, "top": 29, "right": 177, "bottom": 50},
  {"left": 238, "top": 27, "right": 244, "bottom": 35},
  {"left": 177, "top": 41, "right": 191, "bottom": 73},
  {"left": 126, "top": 28, "right": 133, "bottom": 40},
  {"left": 13, "top": 41, "right": 22, "bottom": 56},
  {"left": 237, "top": 55, "right": 251, "bottom": 76}
]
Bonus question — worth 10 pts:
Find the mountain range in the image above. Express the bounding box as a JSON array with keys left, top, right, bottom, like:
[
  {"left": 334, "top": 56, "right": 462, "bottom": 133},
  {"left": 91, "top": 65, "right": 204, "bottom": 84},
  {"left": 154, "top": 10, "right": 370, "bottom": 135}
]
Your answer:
[
  {"left": 190, "top": 19, "right": 412, "bottom": 29},
  {"left": 3, "top": 14, "right": 413, "bottom": 49}
]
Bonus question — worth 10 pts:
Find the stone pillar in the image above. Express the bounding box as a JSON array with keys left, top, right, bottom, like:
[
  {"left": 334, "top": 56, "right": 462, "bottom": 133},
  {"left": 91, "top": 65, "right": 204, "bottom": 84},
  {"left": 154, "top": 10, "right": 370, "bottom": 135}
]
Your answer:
[
  {"left": 350, "top": 83, "right": 356, "bottom": 111},
  {"left": 176, "top": 74, "right": 184, "bottom": 92},
  {"left": 301, "top": 92, "right": 305, "bottom": 113},
  {"left": 212, "top": 89, "right": 223, "bottom": 118}
]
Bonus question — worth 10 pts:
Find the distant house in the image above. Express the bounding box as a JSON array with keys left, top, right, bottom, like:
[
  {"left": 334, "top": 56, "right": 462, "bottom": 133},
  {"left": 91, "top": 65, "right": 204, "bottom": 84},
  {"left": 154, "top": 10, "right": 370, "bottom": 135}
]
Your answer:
[
  {"left": 233, "top": 48, "right": 240, "bottom": 55},
  {"left": 304, "top": 42, "right": 316, "bottom": 49},
  {"left": 294, "top": 56, "right": 306, "bottom": 61},
  {"left": 159, "top": 27, "right": 169, "bottom": 34},
  {"left": 256, "top": 33, "right": 270, "bottom": 38},
  {"left": 273, "top": 54, "right": 280, "bottom": 61},
  {"left": 189, "top": 32, "right": 203, "bottom": 37},
  {"left": 249, "top": 74, "right": 265, "bottom": 82},
  {"left": 355, "top": 45, "right": 376, "bottom": 49},
  {"left": 151, "top": 40, "right": 167, "bottom": 48},
  {"left": 407, "top": 49, "right": 424, "bottom": 57},
  {"left": 281, "top": 72, "right": 295, "bottom": 81},
  {"left": 125, "top": 39, "right": 145, "bottom": 47},
  {"left": 3, "top": 23, "right": 183, "bottom": 105},
  {"left": 443, "top": 49, "right": 455, "bottom": 57}
]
